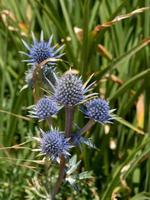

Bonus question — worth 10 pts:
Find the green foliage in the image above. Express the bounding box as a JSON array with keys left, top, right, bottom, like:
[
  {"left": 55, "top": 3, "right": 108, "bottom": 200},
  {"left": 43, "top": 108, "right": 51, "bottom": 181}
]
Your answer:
[{"left": 0, "top": 0, "right": 150, "bottom": 199}]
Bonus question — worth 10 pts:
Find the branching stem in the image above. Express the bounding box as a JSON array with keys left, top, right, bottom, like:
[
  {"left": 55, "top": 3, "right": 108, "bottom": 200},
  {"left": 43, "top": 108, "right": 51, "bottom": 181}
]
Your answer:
[
  {"left": 33, "top": 64, "right": 43, "bottom": 102},
  {"left": 79, "top": 118, "right": 95, "bottom": 135},
  {"left": 51, "top": 156, "right": 65, "bottom": 200},
  {"left": 47, "top": 117, "right": 52, "bottom": 128},
  {"left": 65, "top": 106, "right": 74, "bottom": 137},
  {"left": 51, "top": 106, "right": 74, "bottom": 199}
]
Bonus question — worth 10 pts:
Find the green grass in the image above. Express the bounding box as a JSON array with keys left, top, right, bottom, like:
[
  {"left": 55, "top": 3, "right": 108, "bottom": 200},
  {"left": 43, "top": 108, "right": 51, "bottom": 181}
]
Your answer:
[{"left": 0, "top": 0, "right": 150, "bottom": 199}]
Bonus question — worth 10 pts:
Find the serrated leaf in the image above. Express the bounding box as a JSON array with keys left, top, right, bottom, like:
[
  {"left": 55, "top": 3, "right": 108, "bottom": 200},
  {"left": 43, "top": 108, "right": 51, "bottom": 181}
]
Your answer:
[
  {"left": 83, "top": 138, "right": 97, "bottom": 149},
  {"left": 66, "top": 177, "right": 79, "bottom": 191},
  {"left": 73, "top": 171, "right": 93, "bottom": 180},
  {"left": 66, "top": 160, "right": 81, "bottom": 175},
  {"left": 68, "top": 154, "right": 77, "bottom": 168},
  {"left": 66, "top": 177, "right": 76, "bottom": 185}
]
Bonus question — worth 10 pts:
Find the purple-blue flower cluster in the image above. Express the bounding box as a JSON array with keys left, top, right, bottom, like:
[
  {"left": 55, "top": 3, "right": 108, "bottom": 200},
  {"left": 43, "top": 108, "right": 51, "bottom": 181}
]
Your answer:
[{"left": 21, "top": 31, "right": 115, "bottom": 162}]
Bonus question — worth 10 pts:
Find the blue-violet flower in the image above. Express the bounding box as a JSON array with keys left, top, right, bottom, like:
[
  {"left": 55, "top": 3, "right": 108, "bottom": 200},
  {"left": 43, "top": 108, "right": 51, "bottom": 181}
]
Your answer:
[
  {"left": 83, "top": 98, "right": 113, "bottom": 124},
  {"left": 40, "top": 128, "right": 71, "bottom": 162},
  {"left": 31, "top": 97, "right": 58, "bottom": 120},
  {"left": 21, "top": 31, "right": 64, "bottom": 65},
  {"left": 55, "top": 72, "right": 86, "bottom": 106}
]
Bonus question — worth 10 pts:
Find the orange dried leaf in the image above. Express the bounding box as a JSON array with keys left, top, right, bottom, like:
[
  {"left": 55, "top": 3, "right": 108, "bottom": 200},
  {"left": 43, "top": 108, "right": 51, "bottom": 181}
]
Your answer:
[
  {"left": 18, "top": 22, "right": 28, "bottom": 33},
  {"left": 105, "top": 74, "right": 123, "bottom": 85},
  {"left": 97, "top": 44, "right": 112, "bottom": 60},
  {"left": 93, "top": 7, "right": 150, "bottom": 35},
  {"left": 136, "top": 94, "right": 144, "bottom": 129}
]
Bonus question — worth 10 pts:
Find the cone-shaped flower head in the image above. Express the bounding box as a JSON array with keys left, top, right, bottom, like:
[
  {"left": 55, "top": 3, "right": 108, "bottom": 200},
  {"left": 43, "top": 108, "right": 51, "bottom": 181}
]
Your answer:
[
  {"left": 40, "top": 129, "right": 71, "bottom": 161},
  {"left": 55, "top": 72, "right": 86, "bottom": 106},
  {"left": 84, "top": 98, "right": 113, "bottom": 124},
  {"left": 31, "top": 97, "right": 58, "bottom": 120},
  {"left": 21, "top": 32, "right": 64, "bottom": 65}
]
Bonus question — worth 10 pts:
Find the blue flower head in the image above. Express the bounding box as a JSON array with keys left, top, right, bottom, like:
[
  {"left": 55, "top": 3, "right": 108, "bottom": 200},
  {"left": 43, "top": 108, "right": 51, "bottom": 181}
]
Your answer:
[
  {"left": 55, "top": 72, "right": 92, "bottom": 106},
  {"left": 40, "top": 128, "right": 71, "bottom": 162},
  {"left": 31, "top": 97, "right": 58, "bottom": 120},
  {"left": 83, "top": 98, "right": 113, "bottom": 124},
  {"left": 21, "top": 31, "right": 64, "bottom": 65}
]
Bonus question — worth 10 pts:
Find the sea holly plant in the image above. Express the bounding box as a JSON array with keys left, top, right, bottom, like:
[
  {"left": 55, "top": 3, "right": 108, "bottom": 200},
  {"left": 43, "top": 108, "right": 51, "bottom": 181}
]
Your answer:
[{"left": 21, "top": 32, "right": 115, "bottom": 200}]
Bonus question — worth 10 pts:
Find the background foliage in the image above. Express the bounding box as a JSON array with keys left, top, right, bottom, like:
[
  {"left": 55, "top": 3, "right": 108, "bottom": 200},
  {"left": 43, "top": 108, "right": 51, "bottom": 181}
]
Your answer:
[{"left": 0, "top": 0, "right": 150, "bottom": 199}]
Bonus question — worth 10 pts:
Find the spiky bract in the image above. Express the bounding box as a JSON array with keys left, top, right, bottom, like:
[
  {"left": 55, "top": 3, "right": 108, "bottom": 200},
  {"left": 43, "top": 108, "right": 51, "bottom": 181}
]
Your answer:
[
  {"left": 55, "top": 73, "right": 85, "bottom": 106},
  {"left": 40, "top": 129, "right": 71, "bottom": 161},
  {"left": 84, "top": 98, "right": 113, "bottom": 124},
  {"left": 21, "top": 32, "right": 64, "bottom": 65},
  {"left": 32, "top": 97, "right": 58, "bottom": 119}
]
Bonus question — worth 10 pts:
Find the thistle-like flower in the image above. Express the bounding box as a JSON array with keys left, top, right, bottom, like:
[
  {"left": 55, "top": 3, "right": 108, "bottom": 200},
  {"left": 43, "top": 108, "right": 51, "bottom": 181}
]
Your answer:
[
  {"left": 31, "top": 97, "right": 58, "bottom": 120},
  {"left": 40, "top": 128, "right": 71, "bottom": 162},
  {"left": 20, "top": 31, "right": 64, "bottom": 65},
  {"left": 54, "top": 72, "right": 94, "bottom": 106},
  {"left": 83, "top": 98, "right": 114, "bottom": 124}
]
